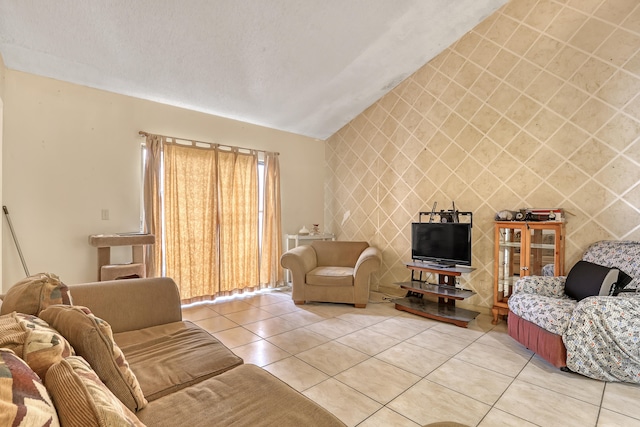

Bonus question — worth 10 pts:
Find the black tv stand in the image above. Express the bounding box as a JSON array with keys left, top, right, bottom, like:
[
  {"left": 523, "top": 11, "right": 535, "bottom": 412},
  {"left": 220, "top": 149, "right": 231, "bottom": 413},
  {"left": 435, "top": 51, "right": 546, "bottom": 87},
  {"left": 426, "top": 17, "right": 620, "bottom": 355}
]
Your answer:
[{"left": 394, "top": 262, "right": 479, "bottom": 328}]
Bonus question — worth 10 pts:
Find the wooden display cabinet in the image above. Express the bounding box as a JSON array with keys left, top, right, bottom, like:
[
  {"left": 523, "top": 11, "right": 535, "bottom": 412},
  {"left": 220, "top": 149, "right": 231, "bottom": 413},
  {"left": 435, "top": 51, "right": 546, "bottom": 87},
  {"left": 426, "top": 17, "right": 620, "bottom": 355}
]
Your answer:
[{"left": 492, "top": 221, "right": 565, "bottom": 324}]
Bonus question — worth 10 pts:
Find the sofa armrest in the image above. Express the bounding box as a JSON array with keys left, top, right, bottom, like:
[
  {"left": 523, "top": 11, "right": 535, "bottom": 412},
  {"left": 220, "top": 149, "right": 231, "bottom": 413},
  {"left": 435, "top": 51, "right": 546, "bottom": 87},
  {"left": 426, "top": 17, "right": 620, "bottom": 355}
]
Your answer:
[
  {"left": 353, "top": 247, "right": 382, "bottom": 304},
  {"left": 354, "top": 247, "right": 382, "bottom": 278},
  {"left": 513, "top": 275, "right": 567, "bottom": 298},
  {"left": 68, "top": 277, "right": 182, "bottom": 333},
  {"left": 280, "top": 245, "right": 318, "bottom": 279}
]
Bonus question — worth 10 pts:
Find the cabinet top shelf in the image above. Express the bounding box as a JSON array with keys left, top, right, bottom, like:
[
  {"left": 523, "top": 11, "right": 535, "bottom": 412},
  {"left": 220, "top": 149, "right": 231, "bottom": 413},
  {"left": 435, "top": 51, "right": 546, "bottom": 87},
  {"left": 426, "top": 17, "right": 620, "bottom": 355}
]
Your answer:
[{"left": 499, "top": 242, "right": 556, "bottom": 249}]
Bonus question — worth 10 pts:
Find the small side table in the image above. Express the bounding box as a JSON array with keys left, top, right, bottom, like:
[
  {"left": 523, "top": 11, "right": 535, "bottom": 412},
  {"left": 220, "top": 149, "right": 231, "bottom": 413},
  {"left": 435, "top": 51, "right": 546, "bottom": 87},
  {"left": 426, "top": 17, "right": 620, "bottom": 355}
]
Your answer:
[
  {"left": 285, "top": 233, "right": 335, "bottom": 251},
  {"left": 89, "top": 233, "right": 155, "bottom": 281}
]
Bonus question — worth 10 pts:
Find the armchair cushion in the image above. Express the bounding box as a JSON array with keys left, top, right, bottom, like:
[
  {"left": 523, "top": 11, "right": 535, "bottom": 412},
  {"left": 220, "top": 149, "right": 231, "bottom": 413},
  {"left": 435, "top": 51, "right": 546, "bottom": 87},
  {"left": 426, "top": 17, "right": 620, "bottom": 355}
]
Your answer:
[
  {"left": 306, "top": 267, "right": 354, "bottom": 287},
  {"left": 564, "top": 261, "right": 619, "bottom": 301}
]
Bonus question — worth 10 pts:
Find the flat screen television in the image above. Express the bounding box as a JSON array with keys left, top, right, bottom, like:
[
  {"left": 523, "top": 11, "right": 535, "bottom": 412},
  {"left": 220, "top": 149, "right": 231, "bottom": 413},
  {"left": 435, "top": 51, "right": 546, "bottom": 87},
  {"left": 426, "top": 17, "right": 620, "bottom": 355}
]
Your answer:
[{"left": 411, "top": 222, "right": 472, "bottom": 267}]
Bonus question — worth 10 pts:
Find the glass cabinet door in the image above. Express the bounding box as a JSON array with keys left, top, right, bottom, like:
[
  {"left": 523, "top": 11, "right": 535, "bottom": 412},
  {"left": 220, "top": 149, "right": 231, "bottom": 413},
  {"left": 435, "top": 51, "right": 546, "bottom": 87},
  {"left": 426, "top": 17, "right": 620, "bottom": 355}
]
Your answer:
[
  {"left": 528, "top": 227, "right": 558, "bottom": 276},
  {"left": 493, "top": 221, "right": 564, "bottom": 324},
  {"left": 496, "top": 226, "right": 523, "bottom": 305}
]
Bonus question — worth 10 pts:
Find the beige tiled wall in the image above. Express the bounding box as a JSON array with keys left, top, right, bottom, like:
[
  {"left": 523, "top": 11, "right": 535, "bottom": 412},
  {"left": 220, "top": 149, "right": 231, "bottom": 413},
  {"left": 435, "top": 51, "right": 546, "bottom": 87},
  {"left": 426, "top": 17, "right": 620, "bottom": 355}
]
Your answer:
[{"left": 325, "top": 0, "right": 640, "bottom": 309}]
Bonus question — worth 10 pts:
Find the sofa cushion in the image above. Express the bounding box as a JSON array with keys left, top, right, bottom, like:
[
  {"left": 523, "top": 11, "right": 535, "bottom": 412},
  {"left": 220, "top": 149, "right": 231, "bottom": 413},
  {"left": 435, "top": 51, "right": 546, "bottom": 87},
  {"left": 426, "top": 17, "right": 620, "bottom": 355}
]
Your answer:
[
  {"left": 306, "top": 266, "right": 354, "bottom": 287},
  {"left": 45, "top": 356, "right": 145, "bottom": 427},
  {"left": 564, "top": 261, "right": 619, "bottom": 301},
  {"left": 0, "top": 348, "right": 60, "bottom": 427},
  {"left": 136, "top": 364, "right": 345, "bottom": 427},
  {"left": 0, "top": 272, "right": 72, "bottom": 316},
  {"left": 0, "top": 312, "right": 74, "bottom": 379},
  {"left": 113, "top": 320, "right": 243, "bottom": 401},
  {"left": 39, "top": 305, "right": 147, "bottom": 412},
  {"left": 508, "top": 293, "right": 577, "bottom": 336}
]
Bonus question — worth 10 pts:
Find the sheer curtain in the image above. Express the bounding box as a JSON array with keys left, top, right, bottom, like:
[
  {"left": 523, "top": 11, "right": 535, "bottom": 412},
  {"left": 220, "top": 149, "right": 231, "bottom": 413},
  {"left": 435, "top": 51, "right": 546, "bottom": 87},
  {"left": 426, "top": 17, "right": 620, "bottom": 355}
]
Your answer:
[
  {"left": 142, "top": 134, "right": 279, "bottom": 303},
  {"left": 218, "top": 149, "right": 259, "bottom": 294},
  {"left": 142, "top": 135, "right": 164, "bottom": 278},
  {"left": 260, "top": 152, "right": 283, "bottom": 287},
  {"left": 164, "top": 143, "right": 220, "bottom": 302}
]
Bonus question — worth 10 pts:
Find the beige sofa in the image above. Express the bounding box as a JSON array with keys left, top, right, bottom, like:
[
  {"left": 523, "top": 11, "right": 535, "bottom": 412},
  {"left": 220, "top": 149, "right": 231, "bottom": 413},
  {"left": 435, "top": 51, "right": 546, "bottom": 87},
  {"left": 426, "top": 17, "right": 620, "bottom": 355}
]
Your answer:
[
  {"left": 0, "top": 275, "right": 345, "bottom": 426},
  {"left": 281, "top": 240, "right": 381, "bottom": 308}
]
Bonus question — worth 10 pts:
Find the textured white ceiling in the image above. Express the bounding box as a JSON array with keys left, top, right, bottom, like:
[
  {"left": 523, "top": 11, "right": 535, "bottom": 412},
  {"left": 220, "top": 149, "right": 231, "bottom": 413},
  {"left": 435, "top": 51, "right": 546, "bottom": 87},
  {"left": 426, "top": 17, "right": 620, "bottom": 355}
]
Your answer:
[{"left": 0, "top": 0, "right": 507, "bottom": 139}]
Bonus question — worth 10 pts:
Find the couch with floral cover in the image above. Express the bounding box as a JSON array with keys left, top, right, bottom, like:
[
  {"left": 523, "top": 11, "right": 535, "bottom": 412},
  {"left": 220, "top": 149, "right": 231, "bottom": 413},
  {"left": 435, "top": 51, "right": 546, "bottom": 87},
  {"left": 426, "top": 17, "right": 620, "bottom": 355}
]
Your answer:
[{"left": 507, "top": 240, "right": 640, "bottom": 384}]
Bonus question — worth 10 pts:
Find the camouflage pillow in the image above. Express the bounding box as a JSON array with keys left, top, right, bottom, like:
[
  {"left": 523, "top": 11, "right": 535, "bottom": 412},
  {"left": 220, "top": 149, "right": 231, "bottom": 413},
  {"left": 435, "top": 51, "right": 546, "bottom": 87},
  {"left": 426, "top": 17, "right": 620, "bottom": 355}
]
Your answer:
[
  {"left": 0, "top": 312, "right": 75, "bottom": 379},
  {"left": 46, "top": 356, "right": 145, "bottom": 427},
  {"left": 0, "top": 273, "right": 72, "bottom": 316},
  {"left": 39, "top": 305, "right": 147, "bottom": 412},
  {"left": 0, "top": 348, "right": 60, "bottom": 427}
]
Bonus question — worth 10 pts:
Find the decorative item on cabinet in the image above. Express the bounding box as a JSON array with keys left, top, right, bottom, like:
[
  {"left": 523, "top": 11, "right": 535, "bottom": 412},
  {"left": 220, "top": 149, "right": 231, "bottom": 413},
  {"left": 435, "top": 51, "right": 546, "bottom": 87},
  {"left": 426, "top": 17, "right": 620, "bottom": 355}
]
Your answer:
[{"left": 495, "top": 208, "right": 564, "bottom": 222}]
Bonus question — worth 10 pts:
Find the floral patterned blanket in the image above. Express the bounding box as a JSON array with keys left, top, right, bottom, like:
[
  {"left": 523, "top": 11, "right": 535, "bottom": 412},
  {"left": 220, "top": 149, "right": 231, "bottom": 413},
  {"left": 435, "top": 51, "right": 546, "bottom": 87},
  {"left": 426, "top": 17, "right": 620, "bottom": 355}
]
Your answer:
[
  {"left": 564, "top": 294, "right": 640, "bottom": 383},
  {"left": 509, "top": 240, "right": 640, "bottom": 383}
]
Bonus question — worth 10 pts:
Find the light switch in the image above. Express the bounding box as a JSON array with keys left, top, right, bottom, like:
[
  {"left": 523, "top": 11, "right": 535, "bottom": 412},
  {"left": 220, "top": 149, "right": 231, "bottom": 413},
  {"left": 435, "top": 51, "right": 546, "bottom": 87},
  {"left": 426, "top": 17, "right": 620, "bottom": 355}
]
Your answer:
[{"left": 101, "top": 209, "right": 109, "bottom": 220}]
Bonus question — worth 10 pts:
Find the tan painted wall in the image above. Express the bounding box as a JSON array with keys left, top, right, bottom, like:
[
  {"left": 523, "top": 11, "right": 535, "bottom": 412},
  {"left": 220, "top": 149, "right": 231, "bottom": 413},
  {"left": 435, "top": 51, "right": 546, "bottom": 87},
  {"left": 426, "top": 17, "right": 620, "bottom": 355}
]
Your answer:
[
  {"left": 2, "top": 70, "right": 324, "bottom": 290},
  {"left": 326, "top": 1, "right": 640, "bottom": 309}
]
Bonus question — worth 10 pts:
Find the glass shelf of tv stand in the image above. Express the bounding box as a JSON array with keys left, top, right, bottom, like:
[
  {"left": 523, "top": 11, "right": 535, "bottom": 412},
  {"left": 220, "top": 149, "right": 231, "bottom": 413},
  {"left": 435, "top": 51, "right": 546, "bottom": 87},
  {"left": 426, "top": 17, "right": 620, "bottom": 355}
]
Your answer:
[
  {"left": 404, "top": 261, "right": 475, "bottom": 275},
  {"left": 394, "top": 261, "right": 479, "bottom": 327},
  {"left": 398, "top": 281, "right": 475, "bottom": 299}
]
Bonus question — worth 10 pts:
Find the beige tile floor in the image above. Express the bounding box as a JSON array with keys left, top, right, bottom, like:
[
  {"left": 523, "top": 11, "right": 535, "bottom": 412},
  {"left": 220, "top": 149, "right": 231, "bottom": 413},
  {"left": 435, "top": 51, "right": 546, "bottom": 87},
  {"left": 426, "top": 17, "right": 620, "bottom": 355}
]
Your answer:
[{"left": 182, "top": 289, "right": 640, "bottom": 427}]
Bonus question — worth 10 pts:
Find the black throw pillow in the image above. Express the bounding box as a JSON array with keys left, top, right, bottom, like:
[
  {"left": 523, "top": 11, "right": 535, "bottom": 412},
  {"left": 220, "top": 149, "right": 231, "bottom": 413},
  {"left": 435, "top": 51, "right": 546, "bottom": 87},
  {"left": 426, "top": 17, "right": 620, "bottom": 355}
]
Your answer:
[{"left": 564, "top": 260, "right": 619, "bottom": 301}]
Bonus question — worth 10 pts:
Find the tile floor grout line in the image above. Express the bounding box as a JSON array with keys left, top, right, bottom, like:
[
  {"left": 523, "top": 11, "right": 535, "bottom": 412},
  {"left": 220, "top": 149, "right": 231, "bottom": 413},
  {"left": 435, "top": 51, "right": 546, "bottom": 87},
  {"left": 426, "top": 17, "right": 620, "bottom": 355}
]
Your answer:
[{"left": 400, "top": 325, "right": 512, "bottom": 424}]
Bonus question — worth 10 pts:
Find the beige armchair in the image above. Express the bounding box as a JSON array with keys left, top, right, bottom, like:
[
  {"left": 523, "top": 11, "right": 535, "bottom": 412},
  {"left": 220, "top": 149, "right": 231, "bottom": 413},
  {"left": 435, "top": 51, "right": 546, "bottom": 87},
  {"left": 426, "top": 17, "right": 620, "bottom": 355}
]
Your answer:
[{"left": 280, "top": 240, "right": 381, "bottom": 308}]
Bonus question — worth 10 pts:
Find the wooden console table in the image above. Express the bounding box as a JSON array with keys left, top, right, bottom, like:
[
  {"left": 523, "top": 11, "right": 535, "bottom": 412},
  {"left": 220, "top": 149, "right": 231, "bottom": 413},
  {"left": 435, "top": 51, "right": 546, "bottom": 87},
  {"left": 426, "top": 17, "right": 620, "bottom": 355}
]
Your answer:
[{"left": 394, "top": 262, "right": 479, "bottom": 328}]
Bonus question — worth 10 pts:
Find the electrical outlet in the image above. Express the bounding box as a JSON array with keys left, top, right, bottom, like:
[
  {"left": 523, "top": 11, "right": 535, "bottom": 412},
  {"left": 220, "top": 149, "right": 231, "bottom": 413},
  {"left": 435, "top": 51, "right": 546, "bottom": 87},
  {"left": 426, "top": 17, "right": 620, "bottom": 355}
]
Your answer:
[{"left": 101, "top": 209, "right": 109, "bottom": 220}]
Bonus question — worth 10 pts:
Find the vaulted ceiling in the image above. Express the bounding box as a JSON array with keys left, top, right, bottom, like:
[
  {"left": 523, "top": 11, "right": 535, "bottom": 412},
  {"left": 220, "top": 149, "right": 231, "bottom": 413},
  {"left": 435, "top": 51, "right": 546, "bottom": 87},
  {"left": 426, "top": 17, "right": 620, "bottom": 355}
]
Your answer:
[{"left": 0, "top": 0, "right": 507, "bottom": 139}]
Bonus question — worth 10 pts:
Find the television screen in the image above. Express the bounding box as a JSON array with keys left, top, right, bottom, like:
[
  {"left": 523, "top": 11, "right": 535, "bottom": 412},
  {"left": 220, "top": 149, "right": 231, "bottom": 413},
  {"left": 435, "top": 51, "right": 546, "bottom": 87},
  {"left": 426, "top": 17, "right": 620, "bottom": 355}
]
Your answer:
[{"left": 411, "top": 222, "right": 472, "bottom": 266}]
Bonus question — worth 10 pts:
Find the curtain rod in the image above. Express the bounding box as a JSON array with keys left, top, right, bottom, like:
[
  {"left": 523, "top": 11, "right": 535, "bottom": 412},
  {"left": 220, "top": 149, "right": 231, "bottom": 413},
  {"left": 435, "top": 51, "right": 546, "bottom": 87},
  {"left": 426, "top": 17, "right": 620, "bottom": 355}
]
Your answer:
[{"left": 138, "top": 131, "right": 279, "bottom": 155}]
